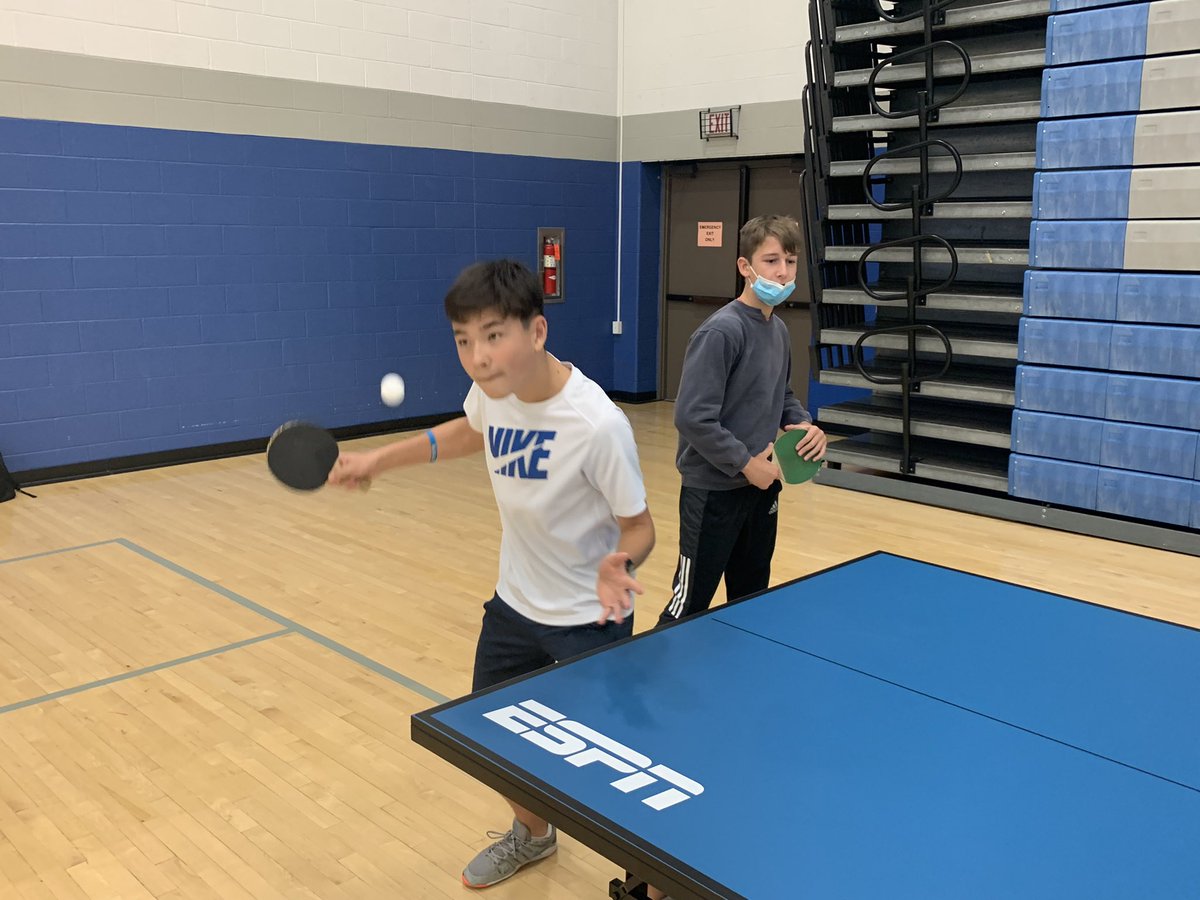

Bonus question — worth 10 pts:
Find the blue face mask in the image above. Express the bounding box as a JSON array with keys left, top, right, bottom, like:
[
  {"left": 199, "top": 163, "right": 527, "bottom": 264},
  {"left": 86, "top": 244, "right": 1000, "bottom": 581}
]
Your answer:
[{"left": 747, "top": 266, "right": 796, "bottom": 307}]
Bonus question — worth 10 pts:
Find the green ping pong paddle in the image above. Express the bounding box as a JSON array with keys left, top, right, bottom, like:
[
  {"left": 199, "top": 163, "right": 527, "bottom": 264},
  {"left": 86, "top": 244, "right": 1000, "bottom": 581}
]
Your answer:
[{"left": 774, "top": 427, "right": 825, "bottom": 484}]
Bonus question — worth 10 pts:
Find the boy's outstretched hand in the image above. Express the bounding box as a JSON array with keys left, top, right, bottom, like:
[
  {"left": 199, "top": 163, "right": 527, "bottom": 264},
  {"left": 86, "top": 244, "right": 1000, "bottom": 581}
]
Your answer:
[
  {"left": 596, "top": 552, "right": 642, "bottom": 625},
  {"left": 328, "top": 450, "right": 376, "bottom": 489},
  {"left": 783, "top": 422, "right": 828, "bottom": 461},
  {"left": 742, "top": 444, "right": 783, "bottom": 490}
]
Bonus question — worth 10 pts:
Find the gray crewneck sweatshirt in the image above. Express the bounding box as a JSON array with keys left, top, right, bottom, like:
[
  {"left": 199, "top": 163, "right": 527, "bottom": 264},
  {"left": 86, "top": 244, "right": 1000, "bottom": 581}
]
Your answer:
[{"left": 674, "top": 300, "right": 811, "bottom": 490}]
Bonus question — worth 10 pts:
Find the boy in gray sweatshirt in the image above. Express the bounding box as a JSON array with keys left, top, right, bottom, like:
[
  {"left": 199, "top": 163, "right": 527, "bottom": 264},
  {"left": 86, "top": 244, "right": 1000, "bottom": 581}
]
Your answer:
[{"left": 657, "top": 214, "right": 827, "bottom": 626}]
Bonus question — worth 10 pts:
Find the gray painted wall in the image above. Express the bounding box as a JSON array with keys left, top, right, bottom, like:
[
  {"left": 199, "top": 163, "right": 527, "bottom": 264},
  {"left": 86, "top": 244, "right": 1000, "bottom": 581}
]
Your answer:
[
  {"left": 0, "top": 46, "right": 617, "bottom": 161},
  {"left": 0, "top": 47, "right": 803, "bottom": 164},
  {"left": 622, "top": 100, "right": 806, "bottom": 162}
]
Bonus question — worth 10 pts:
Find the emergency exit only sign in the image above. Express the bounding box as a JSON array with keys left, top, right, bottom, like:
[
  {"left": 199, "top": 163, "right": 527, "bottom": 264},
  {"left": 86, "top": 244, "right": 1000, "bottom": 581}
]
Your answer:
[{"left": 697, "top": 222, "right": 723, "bottom": 247}]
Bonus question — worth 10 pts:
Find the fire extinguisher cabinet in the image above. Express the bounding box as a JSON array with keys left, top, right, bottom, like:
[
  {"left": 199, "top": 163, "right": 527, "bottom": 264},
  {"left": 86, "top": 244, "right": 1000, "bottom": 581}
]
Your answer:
[{"left": 538, "top": 227, "right": 564, "bottom": 303}]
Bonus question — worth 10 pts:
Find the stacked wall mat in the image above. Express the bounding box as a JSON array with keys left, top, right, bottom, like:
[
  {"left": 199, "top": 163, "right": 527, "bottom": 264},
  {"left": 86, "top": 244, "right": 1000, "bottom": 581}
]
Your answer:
[{"left": 1013, "top": 0, "right": 1200, "bottom": 529}]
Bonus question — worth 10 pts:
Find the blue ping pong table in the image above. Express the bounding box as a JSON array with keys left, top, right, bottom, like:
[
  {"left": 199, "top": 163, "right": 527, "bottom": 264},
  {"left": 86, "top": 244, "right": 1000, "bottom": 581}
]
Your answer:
[{"left": 411, "top": 552, "right": 1200, "bottom": 900}]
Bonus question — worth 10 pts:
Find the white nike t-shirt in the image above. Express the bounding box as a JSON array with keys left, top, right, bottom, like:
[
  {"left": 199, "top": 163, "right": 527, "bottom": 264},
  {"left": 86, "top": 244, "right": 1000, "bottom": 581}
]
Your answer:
[{"left": 463, "top": 364, "right": 648, "bottom": 626}]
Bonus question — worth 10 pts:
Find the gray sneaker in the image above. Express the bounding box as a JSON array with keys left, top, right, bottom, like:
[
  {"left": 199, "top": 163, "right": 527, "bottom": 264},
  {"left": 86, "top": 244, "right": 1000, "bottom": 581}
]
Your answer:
[{"left": 462, "top": 818, "right": 557, "bottom": 888}]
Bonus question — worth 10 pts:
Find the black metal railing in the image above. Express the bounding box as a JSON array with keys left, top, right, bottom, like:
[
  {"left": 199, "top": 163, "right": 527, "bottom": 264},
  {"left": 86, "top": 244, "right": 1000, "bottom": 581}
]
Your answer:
[{"left": 847, "top": 0, "right": 971, "bottom": 473}]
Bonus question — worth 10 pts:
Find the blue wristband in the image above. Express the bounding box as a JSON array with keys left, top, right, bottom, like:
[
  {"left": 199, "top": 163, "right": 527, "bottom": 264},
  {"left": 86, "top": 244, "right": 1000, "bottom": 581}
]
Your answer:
[{"left": 427, "top": 429, "right": 438, "bottom": 463}]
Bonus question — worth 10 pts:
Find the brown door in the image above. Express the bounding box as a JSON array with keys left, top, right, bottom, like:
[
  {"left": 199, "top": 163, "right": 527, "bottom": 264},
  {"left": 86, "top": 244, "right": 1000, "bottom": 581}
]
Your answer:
[{"left": 664, "top": 167, "right": 740, "bottom": 299}]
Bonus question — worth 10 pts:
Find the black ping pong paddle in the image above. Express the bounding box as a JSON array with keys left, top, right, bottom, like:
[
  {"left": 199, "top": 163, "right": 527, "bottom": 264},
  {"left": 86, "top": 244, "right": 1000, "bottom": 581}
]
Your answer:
[{"left": 266, "top": 421, "right": 368, "bottom": 491}]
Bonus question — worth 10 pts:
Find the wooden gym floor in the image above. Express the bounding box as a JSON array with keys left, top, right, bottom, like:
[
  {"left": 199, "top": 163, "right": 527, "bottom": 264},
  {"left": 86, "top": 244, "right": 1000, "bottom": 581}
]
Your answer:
[{"left": 1, "top": 401, "right": 1196, "bottom": 899}]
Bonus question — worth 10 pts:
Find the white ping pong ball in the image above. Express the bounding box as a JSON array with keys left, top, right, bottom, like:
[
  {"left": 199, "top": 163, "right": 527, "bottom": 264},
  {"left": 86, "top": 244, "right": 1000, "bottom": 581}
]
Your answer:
[{"left": 380, "top": 372, "right": 405, "bottom": 407}]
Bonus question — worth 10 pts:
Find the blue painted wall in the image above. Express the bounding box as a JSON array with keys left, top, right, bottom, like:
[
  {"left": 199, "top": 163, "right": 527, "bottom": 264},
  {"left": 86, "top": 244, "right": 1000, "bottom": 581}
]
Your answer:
[
  {"left": 613, "top": 162, "right": 662, "bottom": 397},
  {"left": 0, "top": 116, "right": 621, "bottom": 473}
]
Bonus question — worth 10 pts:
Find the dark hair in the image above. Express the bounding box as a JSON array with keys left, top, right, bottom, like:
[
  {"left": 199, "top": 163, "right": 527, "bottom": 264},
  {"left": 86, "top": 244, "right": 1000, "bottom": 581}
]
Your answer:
[
  {"left": 739, "top": 214, "right": 802, "bottom": 260},
  {"left": 443, "top": 259, "right": 544, "bottom": 324}
]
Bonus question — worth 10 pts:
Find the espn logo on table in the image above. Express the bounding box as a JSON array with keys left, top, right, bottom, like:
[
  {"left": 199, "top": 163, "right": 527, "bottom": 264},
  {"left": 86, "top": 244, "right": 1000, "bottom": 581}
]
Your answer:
[{"left": 483, "top": 700, "right": 704, "bottom": 810}]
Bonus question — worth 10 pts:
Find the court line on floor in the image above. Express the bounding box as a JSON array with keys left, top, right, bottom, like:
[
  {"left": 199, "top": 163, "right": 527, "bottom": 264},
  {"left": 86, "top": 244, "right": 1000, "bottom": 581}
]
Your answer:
[
  {"left": 0, "top": 539, "right": 120, "bottom": 566},
  {"left": 115, "top": 538, "right": 450, "bottom": 704},
  {"left": 0, "top": 629, "right": 292, "bottom": 716},
  {"left": 2, "top": 538, "right": 450, "bottom": 710}
]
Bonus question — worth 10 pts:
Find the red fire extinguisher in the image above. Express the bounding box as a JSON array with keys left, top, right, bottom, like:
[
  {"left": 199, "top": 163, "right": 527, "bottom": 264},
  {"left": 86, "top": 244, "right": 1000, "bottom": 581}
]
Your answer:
[{"left": 542, "top": 236, "right": 558, "bottom": 297}]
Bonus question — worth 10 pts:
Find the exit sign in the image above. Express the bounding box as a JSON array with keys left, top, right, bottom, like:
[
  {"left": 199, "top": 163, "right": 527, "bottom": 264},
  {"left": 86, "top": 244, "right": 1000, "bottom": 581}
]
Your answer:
[{"left": 699, "top": 106, "right": 740, "bottom": 140}]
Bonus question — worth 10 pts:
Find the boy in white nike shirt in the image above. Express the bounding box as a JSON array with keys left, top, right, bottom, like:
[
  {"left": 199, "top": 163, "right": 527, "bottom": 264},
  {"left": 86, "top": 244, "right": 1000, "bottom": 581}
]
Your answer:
[{"left": 328, "top": 258, "right": 656, "bottom": 889}]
